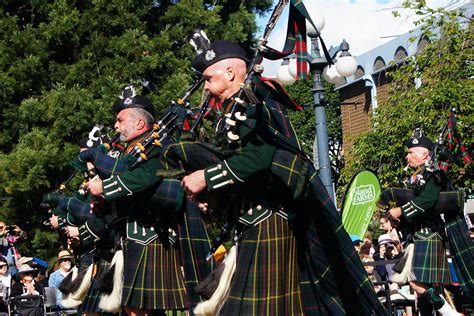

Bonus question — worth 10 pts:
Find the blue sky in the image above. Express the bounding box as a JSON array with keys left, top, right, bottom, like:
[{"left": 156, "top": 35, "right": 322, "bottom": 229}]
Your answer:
[{"left": 256, "top": 0, "right": 468, "bottom": 77}]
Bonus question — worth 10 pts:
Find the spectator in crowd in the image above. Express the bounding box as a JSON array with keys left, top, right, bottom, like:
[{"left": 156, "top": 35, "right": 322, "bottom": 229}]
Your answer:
[
  {"left": 373, "top": 244, "right": 388, "bottom": 281},
  {"left": 0, "top": 222, "right": 26, "bottom": 276},
  {"left": 377, "top": 234, "right": 402, "bottom": 281},
  {"left": 360, "top": 232, "right": 375, "bottom": 256},
  {"left": 10, "top": 262, "right": 44, "bottom": 297},
  {"left": 350, "top": 234, "right": 362, "bottom": 253},
  {"left": 379, "top": 214, "right": 403, "bottom": 252},
  {"left": 360, "top": 254, "right": 382, "bottom": 294},
  {"left": 48, "top": 250, "right": 74, "bottom": 309},
  {"left": 0, "top": 257, "right": 11, "bottom": 312}
]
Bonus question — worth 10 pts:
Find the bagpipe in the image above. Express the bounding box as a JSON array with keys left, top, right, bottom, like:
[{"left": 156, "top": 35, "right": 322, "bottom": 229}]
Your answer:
[
  {"left": 160, "top": 1, "right": 337, "bottom": 263},
  {"left": 403, "top": 109, "right": 469, "bottom": 187},
  {"left": 378, "top": 109, "right": 470, "bottom": 220},
  {"left": 126, "top": 79, "right": 203, "bottom": 167},
  {"left": 78, "top": 131, "right": 121, "bottom": 196},
  {"left": 77, "top": 80, "right": 204, "bottom": 178},
  {"left": 382, "top": 116, "right": 474, "bottom": 296},
  {"left": 42, "top": 125, "right": 119, "bottom": 201},
  {"left": 39, "top": 126, "right": 121, "bottom": 253},
  {"left": 160, "top": 0, "right": 330, "bottom": 178},
  {"left": 378, "top": 188, "right": 464, "bottom": 216},
  {"left": 41, "top": 126, "right": 120, "bottom": 212}
]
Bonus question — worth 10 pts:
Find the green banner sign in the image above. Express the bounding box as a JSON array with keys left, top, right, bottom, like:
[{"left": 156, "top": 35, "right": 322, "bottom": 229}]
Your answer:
[{"left": 341, "top": 170, "right": 381, "bottom": 239}]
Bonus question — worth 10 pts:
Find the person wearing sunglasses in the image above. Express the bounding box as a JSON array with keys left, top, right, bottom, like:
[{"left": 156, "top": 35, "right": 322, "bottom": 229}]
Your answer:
[{"left": 48, "top": 250, "right": 74, "bottom": 309}]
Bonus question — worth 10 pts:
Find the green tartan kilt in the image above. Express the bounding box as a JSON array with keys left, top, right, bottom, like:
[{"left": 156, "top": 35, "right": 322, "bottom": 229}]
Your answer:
[
  {"left": 122, "top": 239, "right": 188, "bottom": 311},
  {"left": 79, "top": 256, "right": 112, "bottom": 313},
  {"left": 298, "top": 214, "right": 378, "bottom": 316},
  {"left": 446, "top": 216, "right": 474, "bottom": 296},
  {"left": 221, "top": 214, "right": 304, "bottom": 315},
  {"left": 412, "top": 234, "right": 452, "bottom": 284},
  {"left": 77, "top": 251, "right": 94, "bottom": 273}
]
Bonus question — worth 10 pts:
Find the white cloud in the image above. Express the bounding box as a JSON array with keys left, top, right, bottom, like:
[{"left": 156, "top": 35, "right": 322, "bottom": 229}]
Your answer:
[{"left": 258, "top": 0, "right": 469, "bottom": 77}]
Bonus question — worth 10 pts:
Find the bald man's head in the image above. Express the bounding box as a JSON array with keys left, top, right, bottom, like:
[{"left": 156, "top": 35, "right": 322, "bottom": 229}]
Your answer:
[{"left": 203, "top": 58, "right": 248, "bottom": 102}]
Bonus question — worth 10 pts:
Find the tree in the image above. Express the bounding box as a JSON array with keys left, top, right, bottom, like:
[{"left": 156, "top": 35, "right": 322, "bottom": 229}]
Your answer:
[
  {"left": 0, "top": 0, "right": 272, "bottom": 258},
  {"left": 341, "top": 1, "right": 472, "bottom": 191}
]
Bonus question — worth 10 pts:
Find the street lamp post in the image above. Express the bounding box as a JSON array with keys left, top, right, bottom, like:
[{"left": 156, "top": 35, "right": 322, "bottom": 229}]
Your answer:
[
  {"left": 308, "top": 31, "right": 335, "bottom": 201},
  {"left": 278, "top": 17, "right": 357, "bottom": 204},
  {"left": 309, "top": 34, "right": 357, "bottom": 202}
]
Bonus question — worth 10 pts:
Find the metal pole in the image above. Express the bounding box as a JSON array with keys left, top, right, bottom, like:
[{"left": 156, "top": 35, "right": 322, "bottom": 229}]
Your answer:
[{"left": 309, "top": 33, "right": 335, "bottom": 202}]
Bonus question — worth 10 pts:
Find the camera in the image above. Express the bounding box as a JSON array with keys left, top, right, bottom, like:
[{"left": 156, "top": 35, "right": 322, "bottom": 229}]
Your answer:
[
  {"left": 0, "top": 224, "right": 22, "bottom": 237},
  {"left": 384, "top": 243, "right": 397, "bottom": 259}
]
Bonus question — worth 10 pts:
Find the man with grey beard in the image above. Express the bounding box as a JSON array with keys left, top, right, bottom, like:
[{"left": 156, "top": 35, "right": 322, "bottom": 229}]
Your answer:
[{"left": 88, "top": 95, "right": 189, "bottom": 316}]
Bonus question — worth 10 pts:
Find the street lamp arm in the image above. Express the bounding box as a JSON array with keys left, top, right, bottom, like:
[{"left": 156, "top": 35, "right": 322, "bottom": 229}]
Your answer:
[
  {"left": 328, "top": 45, "right": 343, "bottom": 60},
  {"left": 328, "top": 39, "right": 351, "bottom": 60}
]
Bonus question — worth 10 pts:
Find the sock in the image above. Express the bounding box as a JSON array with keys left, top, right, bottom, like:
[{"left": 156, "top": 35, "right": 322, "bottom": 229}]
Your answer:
[
  {"left": 418, "top": 291, "right": 434, "bottom": 316},
  {"left": 426, "top": 287, "right": 445, "bottom": 310}
]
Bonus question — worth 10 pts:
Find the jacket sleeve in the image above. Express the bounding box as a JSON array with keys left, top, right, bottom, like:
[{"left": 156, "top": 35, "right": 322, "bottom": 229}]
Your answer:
[
  {"left": 63, "top": 197, "right": 92, "bottom": 225},
  {"left": 204, "top": 115, "right": 275, "bottom": 191},
  {"left": 78, "top": 216, "right": 109, "bottom": 243},
  {"left": 401, "top": 175, "right": 441, "bottom": 222},
  {"left": 102, "top": 155, "right": 162, "bottom": 201}
]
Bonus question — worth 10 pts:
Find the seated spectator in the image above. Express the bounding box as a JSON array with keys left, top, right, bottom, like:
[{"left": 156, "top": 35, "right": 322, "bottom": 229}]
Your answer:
[
  {"left": 350, "top": 234, "right": 362, "bottom": 253},
  {"left": 360, "top": 232, "right": 375, "bottom": 256},
  {"left": 360, "top": 254, "right": 382, "bottom": 294},
  {"left": 379, "top": 215, "right": 403, "bottom": 252},
  {"left": 373, "top": 244, "right": 388, "bottom": 281},
  {"left": 0, "top": 257, "right": 11, "bottom": 312},
  {"left": 16, "top": 256, "right": 50, "bottom": 290},
  {"left": 10, "top": 262, "right": 44, "bottom": 297},
  {"left": 0, "top": 222, "right": 26, "bottom": 276},
  {"left": 48, "top": 250, "right": 74, "bottom": 309},
  {"left": 377, "top": 234, "right": 402, "bottom": 281}
]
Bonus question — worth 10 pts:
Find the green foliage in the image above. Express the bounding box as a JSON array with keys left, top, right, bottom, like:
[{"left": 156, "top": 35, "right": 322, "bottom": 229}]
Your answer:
[
  {"left": 285, "top": 75, "right": 343, "bottom": 184},
  {"left": 0, "top": 0, "right": 272, "bottom": 258},
  {"left": 285, "top": 78, "right": 315, "bottom": 157},
  {"left": 342, "top": 1, "right": 473, "bottom": 191},
  {"left": 23, "top": 229, "right": 61, "bottom": 269}
]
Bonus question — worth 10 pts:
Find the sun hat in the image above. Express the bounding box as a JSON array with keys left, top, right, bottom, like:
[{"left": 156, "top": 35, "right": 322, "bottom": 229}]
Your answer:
[{"left": 58, "top": 250, "right": 74, "bottom": 261}]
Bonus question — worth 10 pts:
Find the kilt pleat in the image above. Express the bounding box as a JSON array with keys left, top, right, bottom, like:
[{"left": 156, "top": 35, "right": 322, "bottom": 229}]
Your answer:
[
  {"left": 412, "top": 235, "right": 452, "bottom": 284},
  {"left": 177, "top": 201, "right": 213, "bottom": 307},
  {"left": 79, "top": 258, "right": 111, "bottom": 313},
  {"left": 299, "top": 221, "right": 361, "bottom": 316},
  {"left": 122, "top": 240, "right": 188, "bottom": 311},
  {"left": 221, "top": 214, "right": 304, "bottom": 315},
  {"left": 446, "top": 216, "right": 474, "bottom": 296}
]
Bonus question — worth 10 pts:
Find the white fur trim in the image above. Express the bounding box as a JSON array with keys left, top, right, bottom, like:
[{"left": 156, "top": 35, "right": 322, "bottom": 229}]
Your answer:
[
  {"left": 438, "top": 294, "right": 462, "bottom": 315},
  {"left": 98, "top": 250, "right": 124, "bottom": 312},
  {"left": 194, "top": 245, "right": 237, "bottom": 315},
  {"left": 61, "top": 264, "right": 93, "bottom": 308},
  {"left": 390, "top": 243, "right": 416, "bottom": 285}
]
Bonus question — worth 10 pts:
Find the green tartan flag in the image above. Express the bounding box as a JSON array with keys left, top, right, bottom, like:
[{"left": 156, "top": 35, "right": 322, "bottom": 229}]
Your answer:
[{"left": 341, "top": 170, "right": 381, "bottom": 239}]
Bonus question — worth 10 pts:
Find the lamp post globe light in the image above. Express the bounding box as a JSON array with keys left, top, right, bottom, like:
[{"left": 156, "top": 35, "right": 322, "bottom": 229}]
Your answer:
[
  {"left": 277, "top": 58, "right": 297, "bottom": 86},
  {"left": 276, "top": 10, "right": 357, "bottom": 203}
]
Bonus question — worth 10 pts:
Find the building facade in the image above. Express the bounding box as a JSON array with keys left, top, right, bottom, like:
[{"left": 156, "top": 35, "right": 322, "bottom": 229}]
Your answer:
[{"left": 336, "top": 27, "right": 429, "bottom": 154}]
